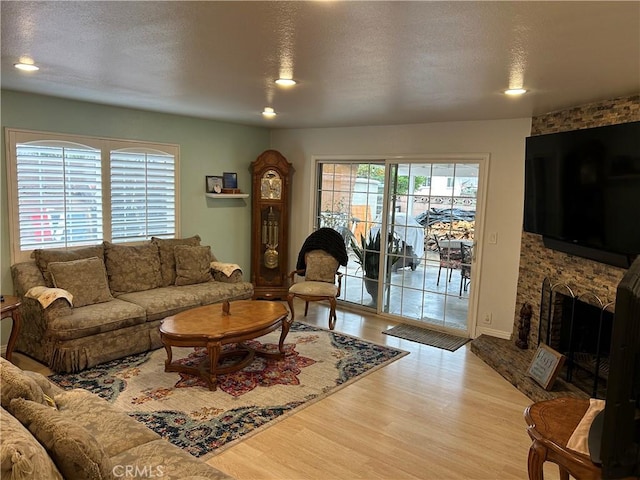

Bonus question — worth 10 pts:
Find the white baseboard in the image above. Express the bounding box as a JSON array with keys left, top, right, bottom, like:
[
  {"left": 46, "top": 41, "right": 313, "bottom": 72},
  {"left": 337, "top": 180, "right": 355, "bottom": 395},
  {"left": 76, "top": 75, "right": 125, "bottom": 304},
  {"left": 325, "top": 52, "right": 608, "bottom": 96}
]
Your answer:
[
  {"left": 0, "top": 344, "right": 6, "bottom": 356},
  {"left": 475, "top": 326, "right": 511, "bottom": 339}
]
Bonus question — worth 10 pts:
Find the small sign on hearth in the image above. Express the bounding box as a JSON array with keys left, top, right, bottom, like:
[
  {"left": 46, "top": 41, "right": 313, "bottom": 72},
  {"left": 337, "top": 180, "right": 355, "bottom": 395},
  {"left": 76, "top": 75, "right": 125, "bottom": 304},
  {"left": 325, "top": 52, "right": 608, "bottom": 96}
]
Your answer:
[{"left": 527, "top": 343, "right": 566, "bottom": 390}]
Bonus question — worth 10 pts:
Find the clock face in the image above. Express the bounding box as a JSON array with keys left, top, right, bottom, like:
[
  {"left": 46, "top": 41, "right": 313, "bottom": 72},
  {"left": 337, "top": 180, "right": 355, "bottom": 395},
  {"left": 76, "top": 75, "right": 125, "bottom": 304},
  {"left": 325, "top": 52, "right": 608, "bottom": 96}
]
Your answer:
[{"left": 260, "top": 169, "right": 282, "bottom": 200}]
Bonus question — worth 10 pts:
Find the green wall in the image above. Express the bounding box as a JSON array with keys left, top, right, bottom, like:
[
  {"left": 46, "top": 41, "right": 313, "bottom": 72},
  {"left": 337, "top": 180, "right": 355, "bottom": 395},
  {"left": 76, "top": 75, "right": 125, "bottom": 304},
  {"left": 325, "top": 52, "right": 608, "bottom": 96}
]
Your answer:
[{"left": 1, "top": 90, "right": 270, "bottom": 328}]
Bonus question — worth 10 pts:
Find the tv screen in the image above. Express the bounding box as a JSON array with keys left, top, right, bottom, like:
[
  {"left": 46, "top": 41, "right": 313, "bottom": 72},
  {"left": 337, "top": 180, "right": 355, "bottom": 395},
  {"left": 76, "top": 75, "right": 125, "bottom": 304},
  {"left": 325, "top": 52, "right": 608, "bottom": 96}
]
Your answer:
[{"left": 524, "top": 121, "right": 640, "bottom": 267}]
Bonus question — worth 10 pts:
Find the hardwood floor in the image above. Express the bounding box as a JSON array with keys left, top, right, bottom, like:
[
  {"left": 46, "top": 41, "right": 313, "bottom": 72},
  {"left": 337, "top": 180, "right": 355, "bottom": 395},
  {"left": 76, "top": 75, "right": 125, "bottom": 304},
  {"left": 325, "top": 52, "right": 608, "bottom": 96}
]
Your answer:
[
  {"left": 12, "top": 299, "right": 561, "bottom": 479},
  {"left": 207, "top": 299, "right": 560, "bottom": 480}
]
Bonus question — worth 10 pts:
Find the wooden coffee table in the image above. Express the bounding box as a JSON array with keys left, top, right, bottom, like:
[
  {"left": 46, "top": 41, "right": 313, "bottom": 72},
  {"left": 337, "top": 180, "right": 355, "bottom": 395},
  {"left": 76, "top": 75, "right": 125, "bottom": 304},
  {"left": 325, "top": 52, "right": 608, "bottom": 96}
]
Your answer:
[{"left": 159, "top": 300, "right": 291, "bottom": 390}]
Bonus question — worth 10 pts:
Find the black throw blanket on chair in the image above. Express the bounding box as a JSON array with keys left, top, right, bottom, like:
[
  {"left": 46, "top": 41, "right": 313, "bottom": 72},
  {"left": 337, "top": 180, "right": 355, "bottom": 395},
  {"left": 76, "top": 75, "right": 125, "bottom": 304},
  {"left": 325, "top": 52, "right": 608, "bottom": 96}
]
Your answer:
[{"left": 295, "top": 228, "right": 349, "bottom": 274}]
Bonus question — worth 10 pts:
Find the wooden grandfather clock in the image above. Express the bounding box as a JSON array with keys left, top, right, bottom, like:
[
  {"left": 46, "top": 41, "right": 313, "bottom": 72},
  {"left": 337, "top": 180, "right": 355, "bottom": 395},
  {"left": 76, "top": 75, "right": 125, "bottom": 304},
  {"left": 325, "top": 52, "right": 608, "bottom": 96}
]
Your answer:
[{"left": 250, "top": 150, "right": 293, "bottom": 300}]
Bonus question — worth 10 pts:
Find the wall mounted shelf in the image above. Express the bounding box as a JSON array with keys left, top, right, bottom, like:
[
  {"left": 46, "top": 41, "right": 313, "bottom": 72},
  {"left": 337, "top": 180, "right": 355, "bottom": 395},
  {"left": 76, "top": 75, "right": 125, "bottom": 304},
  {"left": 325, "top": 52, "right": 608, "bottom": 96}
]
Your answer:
[{"left": 205, "top": 193, "right": 249, "bottom": 199}]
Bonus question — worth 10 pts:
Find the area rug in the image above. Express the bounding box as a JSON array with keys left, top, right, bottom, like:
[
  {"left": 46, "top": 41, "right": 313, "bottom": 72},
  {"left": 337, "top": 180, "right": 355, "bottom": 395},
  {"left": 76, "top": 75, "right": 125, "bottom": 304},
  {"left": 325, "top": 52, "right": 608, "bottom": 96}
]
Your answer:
[
  {"left": 49, "top": 322, "right": 408, "bottom": 460},
  {"left": 382, "top": 324, "right": 470, "bottom": 351}
]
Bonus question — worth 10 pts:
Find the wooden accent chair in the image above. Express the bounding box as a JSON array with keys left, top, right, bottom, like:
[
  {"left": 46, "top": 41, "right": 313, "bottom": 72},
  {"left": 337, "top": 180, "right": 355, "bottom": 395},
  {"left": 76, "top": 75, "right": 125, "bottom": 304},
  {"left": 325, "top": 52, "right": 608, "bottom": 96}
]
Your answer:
[
  {"left": 524, "top": 398, "right": 601, "bottom": 480},
  {"left": 287, "top": 250, "right": 343, "bottom": 330}
]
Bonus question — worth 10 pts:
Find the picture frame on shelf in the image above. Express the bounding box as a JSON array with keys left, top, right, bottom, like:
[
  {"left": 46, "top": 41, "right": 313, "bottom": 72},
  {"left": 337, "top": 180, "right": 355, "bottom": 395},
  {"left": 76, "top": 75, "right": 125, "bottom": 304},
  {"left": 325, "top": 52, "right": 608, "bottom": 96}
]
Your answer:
[
  {"left": 206, "top": 175, "right": 223, "bottom": 194},
  {"left": 527, "top": 343, "right": 566, "bottom": 390},
  {"left": 223, "top": 172, "right": 238, "bottom": 190}
]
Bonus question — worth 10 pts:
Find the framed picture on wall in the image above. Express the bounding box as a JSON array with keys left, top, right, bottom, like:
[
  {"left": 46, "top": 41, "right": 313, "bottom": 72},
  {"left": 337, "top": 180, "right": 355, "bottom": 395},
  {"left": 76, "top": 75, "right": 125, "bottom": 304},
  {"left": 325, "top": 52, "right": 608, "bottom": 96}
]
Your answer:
[
  {"left": 222, "top": 172, "right": 238, "bottom": 189},
  {"left": 206, "top": 175, "right": 223, "bottom": 194}
]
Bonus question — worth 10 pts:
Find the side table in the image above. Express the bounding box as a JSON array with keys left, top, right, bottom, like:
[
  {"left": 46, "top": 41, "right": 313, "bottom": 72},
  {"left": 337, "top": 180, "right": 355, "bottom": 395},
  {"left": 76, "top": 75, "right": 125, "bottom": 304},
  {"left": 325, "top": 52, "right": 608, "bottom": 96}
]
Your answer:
[
  {"left": 1, "top": 295, "right": 22, "bottom": 363},
  {"left": 524, "top": 397, "right": 601, "bottom": 480}
]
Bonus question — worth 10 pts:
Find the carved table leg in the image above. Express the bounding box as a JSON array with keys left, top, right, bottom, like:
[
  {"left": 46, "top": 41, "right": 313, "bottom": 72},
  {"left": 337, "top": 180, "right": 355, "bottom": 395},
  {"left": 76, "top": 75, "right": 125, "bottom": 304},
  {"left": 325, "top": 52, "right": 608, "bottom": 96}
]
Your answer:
[
  {"left": 527, "top": 440, "right": 547, "bottom": 480},
  {"left": 207, "top": 341, "right": 222, "bottom": 391},
  {"left": 558, "top": 467, "right": 570, "bottom": 480},
  {"left": 163, "top": 343, "right": 173, "bottom": 369},
  {"left": 278, "top": 314, "right": 292, "bottom": 355}
]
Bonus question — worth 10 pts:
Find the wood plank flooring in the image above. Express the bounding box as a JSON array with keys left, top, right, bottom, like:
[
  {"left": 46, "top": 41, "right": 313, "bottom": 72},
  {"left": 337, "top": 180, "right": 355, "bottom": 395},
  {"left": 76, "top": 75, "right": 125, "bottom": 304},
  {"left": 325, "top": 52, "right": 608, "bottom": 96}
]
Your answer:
[{"left": 11, "top": 299, "right": 561, "bottom": 479}]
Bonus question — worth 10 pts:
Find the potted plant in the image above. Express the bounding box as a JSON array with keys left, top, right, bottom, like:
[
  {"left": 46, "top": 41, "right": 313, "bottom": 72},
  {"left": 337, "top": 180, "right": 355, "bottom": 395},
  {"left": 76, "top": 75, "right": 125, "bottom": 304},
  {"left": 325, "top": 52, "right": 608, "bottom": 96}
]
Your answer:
[{"left": 350, "top": 230, "right": 401, "bottom": 305}]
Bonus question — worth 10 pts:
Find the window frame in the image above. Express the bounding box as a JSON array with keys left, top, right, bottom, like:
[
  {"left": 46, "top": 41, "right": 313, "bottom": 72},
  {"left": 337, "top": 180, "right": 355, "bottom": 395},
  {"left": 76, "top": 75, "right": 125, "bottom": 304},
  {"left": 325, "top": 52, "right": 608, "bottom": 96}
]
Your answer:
[{"left": 5, "top": 128, "right": 181, "bottom": 264}]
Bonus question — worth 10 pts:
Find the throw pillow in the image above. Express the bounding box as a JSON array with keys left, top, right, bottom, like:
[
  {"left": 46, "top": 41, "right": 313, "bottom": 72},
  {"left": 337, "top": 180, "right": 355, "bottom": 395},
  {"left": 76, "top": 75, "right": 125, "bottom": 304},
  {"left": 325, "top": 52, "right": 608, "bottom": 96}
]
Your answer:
[
  {"left": 8, "top": 398, "right": 113, "bottom": 480},
  {"left": 0, "top": 357, "right": 47, "bottom": 409},
  {"left": 48, "top": 257, "right": 113, "bottom": 308},
  {"left": 32, "top": 245, "right": 105, "bottom": 287},
  {"left": 304, "top": 250, "right": 338, "bottom": 283},
  {"left": 103, "top": 241, "right": 162, "bottom": 295},
  {"left": 174, "top": 245, "right": 213, "bottom": 286},
  {"left": 151, "top": 235, "right": 202, "bottom": 286},
  {"left": 1, "top": 406, "right": 63, "bottom": 480}
]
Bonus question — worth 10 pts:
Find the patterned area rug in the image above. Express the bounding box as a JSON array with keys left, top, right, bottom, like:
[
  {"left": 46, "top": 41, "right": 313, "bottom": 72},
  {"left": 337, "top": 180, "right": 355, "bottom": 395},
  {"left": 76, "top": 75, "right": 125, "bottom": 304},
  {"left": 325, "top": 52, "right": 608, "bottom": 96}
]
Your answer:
[
  {"left": 383, "top": 324, "right": 470, "bottom": 351},
  {"left": 49, "top": 322, "right": 408, "bottom": 460}
]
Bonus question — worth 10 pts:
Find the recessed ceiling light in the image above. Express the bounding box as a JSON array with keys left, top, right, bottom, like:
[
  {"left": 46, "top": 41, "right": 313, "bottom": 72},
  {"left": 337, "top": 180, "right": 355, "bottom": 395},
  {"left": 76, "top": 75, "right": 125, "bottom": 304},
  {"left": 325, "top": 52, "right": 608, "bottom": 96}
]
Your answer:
[
  {"left": 262, "top": 107, "right": 277, "bottom": 117},
  {"left": 14, "top": 62, "right": 39, "bottom": 72},
  {"left": 504, "top": 88, "right": 527, "bottom": 96},
  {"left": 275, "top": 78, "right": 296, "bottom": 86}
]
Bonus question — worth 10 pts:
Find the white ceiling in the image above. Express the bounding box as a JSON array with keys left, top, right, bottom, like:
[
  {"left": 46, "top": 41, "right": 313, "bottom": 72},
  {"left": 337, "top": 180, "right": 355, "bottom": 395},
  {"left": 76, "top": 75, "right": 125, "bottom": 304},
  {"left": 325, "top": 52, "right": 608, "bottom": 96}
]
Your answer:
[{"left": 1, "top": 1, "right": 639, "bottom": 129}]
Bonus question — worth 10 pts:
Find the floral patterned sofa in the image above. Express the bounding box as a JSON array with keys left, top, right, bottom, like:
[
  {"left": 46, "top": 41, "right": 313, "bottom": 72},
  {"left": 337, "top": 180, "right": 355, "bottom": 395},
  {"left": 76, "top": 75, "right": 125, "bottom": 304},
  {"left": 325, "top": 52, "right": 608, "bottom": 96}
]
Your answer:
[
  {"left": 10, "top": 236, "right": 254, "bottom": 373},
  {"left": 0, "top": 357, "right": 233, "bottom": 479}
]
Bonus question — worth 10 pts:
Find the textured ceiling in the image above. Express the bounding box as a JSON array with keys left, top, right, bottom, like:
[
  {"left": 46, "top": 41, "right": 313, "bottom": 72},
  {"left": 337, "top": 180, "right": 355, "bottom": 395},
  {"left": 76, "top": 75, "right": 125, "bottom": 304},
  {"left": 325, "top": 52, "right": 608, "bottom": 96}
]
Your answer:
[{"left": 1, "top": 1, "right": 639, "bottom": 129}]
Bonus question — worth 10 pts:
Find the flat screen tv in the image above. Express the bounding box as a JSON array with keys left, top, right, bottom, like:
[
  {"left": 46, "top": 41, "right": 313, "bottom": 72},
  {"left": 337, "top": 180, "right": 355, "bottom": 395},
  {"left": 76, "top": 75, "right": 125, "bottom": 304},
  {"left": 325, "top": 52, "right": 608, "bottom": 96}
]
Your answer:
[
  {"left": 588, "top": 255, "right": 640, "bottom": 478},
  {"left": 523, "top": 121, "right": 640, "bottom": 268}
]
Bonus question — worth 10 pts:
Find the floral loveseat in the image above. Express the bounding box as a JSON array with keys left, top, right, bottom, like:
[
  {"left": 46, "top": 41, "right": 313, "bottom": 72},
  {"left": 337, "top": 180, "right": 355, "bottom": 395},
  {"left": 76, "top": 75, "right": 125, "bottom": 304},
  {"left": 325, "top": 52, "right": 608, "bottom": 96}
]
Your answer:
[
  {"left": 10, "top": 236, "right": 254, "bottom": 373},
  {"left": 0, "top": 357, "right": 233, "bottom": 479}
]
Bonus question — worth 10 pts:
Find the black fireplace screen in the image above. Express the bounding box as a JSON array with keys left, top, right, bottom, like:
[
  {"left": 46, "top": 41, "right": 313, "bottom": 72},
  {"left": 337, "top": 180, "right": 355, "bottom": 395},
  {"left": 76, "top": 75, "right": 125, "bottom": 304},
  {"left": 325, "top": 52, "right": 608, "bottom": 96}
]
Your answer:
[{"left": 538, "top": 278, "right": 615, "bottom": 398}]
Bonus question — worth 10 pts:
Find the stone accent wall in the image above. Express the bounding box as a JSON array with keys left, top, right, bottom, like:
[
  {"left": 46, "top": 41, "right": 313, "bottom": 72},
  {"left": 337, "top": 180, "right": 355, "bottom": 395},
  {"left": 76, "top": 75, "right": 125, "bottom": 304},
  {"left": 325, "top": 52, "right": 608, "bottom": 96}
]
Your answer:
[{"left": 513, "top": 94, "right": 640, "bottom": 347}]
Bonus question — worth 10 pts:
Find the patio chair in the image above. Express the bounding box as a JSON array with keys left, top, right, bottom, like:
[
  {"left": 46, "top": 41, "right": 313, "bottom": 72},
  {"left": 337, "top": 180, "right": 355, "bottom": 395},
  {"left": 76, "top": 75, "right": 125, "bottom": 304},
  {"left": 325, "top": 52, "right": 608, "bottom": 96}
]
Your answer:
[
  {"left": 459, "top": 242, "right": 472, "bottom": 296},
  {"left": 434, "top": 235, "right": 463, "bottom": 286}
]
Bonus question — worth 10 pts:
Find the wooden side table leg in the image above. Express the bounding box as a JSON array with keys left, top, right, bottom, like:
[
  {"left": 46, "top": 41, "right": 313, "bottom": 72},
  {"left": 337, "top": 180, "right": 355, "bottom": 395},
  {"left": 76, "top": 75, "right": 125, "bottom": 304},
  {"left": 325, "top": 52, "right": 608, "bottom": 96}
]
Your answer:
[
  {"left": 5, "top": 310, "right": 21, "bottom": 363},
  {"left": 558, "top": 467, "right": 570, "bottom": 480},
  {"left": 527, "top": 440, "right": 547, "bottom": 480}
]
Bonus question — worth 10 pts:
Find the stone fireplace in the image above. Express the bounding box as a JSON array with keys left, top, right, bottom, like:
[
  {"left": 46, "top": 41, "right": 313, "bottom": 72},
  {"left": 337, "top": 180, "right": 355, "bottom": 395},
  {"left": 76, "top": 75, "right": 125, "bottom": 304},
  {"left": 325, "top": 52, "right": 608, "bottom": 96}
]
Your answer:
[
  {"left": 538, "top": 278, "right": 614, "bottom": 398},
  {"left": 470, "top": 94, "right": 639, "bottom": 402}
]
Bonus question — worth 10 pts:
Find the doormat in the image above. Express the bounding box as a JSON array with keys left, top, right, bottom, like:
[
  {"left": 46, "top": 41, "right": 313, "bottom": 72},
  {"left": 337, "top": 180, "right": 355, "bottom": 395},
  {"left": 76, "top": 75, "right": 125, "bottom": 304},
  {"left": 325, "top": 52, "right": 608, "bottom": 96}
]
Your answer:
[
  {"left": 49, "top": 321, "right": 408, "bottom": 460},
  {"left": 383, "top": 324, "right": 470, "bottom": 351}
]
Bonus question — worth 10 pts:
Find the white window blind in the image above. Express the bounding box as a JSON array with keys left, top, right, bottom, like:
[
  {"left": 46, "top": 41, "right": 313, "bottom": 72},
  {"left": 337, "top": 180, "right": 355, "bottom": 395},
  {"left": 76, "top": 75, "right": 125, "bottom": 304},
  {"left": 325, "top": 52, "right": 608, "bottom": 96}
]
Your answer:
[
  {"left": 6, "top": 129, "right": 180, "bottom": 263},
  {"left": 111, "top": 149, "right": 176, "bottom": 242},
  {"left": 15, "top": 141, "right": 103, "bottom": 249}
]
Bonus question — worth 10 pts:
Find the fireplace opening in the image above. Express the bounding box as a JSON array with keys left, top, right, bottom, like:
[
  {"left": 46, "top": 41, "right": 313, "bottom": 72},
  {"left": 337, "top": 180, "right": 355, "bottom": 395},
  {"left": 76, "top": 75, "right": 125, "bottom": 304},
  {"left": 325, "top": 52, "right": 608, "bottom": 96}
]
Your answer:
[{"left": 539, "top": 278, "right": 614, "bottom": 398}]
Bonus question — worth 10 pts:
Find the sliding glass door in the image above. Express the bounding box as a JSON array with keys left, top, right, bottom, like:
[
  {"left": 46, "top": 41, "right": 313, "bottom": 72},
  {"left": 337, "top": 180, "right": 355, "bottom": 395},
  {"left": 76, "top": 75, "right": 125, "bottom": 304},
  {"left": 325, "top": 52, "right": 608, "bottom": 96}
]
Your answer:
[{"left": 315, "top": 158, "right": 483, "bottom": 334}]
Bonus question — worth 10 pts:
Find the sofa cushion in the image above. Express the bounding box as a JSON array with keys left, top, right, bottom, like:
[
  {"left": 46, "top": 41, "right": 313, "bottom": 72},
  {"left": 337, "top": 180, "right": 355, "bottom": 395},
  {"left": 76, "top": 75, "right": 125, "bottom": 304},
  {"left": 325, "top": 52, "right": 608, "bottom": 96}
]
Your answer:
[
  {"left": 1, "top": 406, "right": 64, "bottom": 480},
  {"left": 48, "top": 257, "right": 114, "bottom": 307},
  {"left": 104, "top": 241, "right": 162, "bottom": 295},
  {"left": 116, "top": 287, "right": 201, "bottom": 322},
  {"left": 54, "top": 389, "right": 160, "bottom": 458},
  {"left": 174, "top": 245, "right": 213, "bottom": 286},
  {"left": 178, "top": 281, "right": 254, "bottom": 306},
  {"left": 152, "top": 235, "right": 202, "bottom": 286},
  {"left": 23, "top": 370, "right": 64, "bottom": 399},
  {"left": 8, "top": 398, "right": 113, "bottom": 480},
  {"left": 0, "top": 357, "right": 47, "bottom": 409},
  {"left": 110, "top": 439, "right": 234, "bottom": 480},
  {"left": 33, "top": 245, "right": 105, "bottom": 287},
  {"left": 47, "top": 298, "right": 147, "bottom": 341}
]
